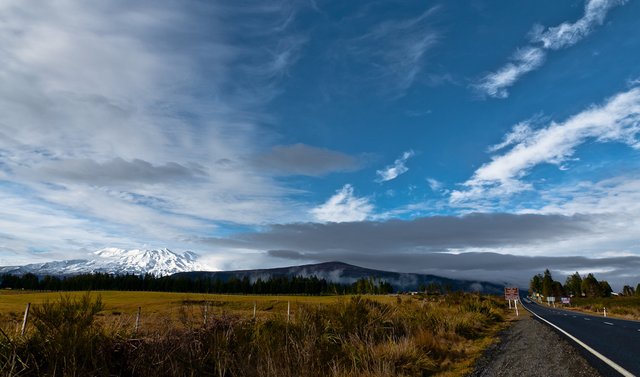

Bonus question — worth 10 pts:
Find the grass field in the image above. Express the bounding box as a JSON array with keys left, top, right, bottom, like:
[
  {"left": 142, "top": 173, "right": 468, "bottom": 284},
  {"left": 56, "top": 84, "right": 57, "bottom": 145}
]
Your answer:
[
  {"left": 0, "top": 291, "right": 512, "bottom": 376},
  {"left": 567, "top": 296, "right": 640, "bottom": 320},
  {"left": 0, "top": 290, "right": 398, "bottom": 331}
]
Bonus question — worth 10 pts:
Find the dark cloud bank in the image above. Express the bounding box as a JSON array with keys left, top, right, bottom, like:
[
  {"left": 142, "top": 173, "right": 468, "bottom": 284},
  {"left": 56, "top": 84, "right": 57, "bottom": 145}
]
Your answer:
[
  {"left": 252, "top": 144, "right": 361, "bottom": 176},
  {"left": 35, "top": 158, "right": 206, "bottom": 185},
  {"left": 199, "top": 213, "right": 640, "bottom": 289}
]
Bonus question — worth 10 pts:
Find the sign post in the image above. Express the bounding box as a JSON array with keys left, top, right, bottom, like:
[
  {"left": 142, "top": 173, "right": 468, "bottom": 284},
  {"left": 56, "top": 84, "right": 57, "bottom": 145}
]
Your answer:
[
  {"left": 504, "top": 287, "right": 520, "bottom": 316},
  {"left": 546, "top": 296, "right": 556, "bottom": 308}
]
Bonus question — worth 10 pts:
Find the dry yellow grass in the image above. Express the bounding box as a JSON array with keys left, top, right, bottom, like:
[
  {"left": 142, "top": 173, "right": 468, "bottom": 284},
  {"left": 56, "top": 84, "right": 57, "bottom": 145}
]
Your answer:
[
  {"left": 0, "top": 290, "right": 399, "bottom": 331},
  {"left": 1, "top": 291, "right": 511, "bottom": 376}
]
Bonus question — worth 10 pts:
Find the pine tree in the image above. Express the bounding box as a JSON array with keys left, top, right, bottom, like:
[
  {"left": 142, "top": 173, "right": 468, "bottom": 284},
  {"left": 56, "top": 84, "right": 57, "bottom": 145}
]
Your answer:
[
  {"left": 581, "top": 273, "right": 601, "bottom": 298},
  {"left": 529, "top": 274, "right": 543, "bottom": 294},
  {"left": 564, "top": 272, "right": 582, "bottom": 297},
  {"left": 542, "top": 269, "right": 554, "bottom": 297}
]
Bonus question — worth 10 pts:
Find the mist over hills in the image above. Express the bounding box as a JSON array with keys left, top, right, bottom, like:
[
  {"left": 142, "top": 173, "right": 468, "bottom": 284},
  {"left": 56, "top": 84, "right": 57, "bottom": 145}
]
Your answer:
[
  {"left": 0, "top": 250, "right": 504, "bottom": 294},
  {"left": 174, "top": 261, "right": 504, "bottom": 294}
]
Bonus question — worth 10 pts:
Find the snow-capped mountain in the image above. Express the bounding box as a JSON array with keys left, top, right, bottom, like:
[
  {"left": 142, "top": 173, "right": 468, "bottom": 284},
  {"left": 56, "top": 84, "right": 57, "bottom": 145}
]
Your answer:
[{"left": 0, "top": 248, "right": 210, "bottom": 276}]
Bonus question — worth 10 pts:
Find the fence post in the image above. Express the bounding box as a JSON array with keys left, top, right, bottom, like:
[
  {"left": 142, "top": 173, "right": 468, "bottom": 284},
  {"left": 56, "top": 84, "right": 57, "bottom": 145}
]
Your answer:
[
  {"left": 287, "top": 301, "right": 291, "bottom": 323},
  {"left": 253, "top": 301, "right": 257, "bottom": 320},
  {"left": 21, "top": 303, "right": 31, "bottom": 336},
  {"left": 204, "top": 302, "right": 208, "bottom": 326},
  {"left": 134, "top": 306, "right": 141, "bottom": 334}
]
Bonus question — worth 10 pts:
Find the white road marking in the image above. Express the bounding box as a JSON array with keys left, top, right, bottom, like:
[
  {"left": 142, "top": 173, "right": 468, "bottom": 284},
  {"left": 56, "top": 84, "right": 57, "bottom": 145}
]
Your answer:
[
  {"left": 584, "top": 318, "right": 591, "bottom": 321},
  {"left": 522, "top": 303, "right": 635, "bottom": 377},
  {"left": 604, "top": 322, "right": 614, "bottom": 326}
]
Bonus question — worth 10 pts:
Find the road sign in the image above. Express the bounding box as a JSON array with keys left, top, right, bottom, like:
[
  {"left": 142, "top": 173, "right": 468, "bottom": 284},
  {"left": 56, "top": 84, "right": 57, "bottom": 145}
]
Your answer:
[
  {"left": 561, "top": 297, "right": 570, "bottom": 304},
  {"left": 504, "top": 287, "right": 519, "bottom": 300},
  {"left": 547, "top": 296, "right": 556, "bottom": 302}
]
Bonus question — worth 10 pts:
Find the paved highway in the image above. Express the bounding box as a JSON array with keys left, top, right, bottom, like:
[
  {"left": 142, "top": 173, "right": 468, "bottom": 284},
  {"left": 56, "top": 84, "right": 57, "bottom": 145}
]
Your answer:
[{"left": 519, "top": 295, "right": 640, "bottom": 376}]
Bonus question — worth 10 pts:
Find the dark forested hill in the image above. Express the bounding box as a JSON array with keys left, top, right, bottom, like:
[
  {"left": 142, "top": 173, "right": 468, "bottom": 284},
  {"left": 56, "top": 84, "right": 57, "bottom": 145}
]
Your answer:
[{"left": 173, "top": 261, "right": 503, "bottom": 294}]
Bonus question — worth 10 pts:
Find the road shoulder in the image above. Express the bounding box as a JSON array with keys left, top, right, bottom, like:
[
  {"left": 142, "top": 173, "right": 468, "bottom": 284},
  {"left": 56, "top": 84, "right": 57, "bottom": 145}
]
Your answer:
[{"left": 468, "top": 312, "right": 601, "bottom": 377}]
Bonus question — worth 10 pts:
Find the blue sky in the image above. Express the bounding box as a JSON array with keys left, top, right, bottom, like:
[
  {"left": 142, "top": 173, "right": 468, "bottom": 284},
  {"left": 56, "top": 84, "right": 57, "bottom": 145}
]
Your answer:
[{"left": 1, "top": 0, "right": 640, "bottom": 287}]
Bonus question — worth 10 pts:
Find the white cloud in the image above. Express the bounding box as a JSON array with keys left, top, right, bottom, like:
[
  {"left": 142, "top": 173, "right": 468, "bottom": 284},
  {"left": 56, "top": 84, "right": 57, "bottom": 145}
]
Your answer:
[
  {"left": 0, "top": 188, "right": 127, "bottom": 264},
  {"left": 376, "top": 150, "right": 415, "bottom": 182},
  {"left": 476, "top": 0, "right": 626, "bottom": 98},
  {"left": 452, "top": 86, "right": 640, "bottom": 204},
  {"left": 350, "top": 6, "right": 439, "bottom": 95},
  {"left": 427, "top": 178, "right": 442, "bottom": 191},
  {"left": 310, "top": 184, "right": 373, "bottom": 223},
  {"left": 476, "top": 47, "right": 546, "bottom": 99},
  {"left": 530, "top": 0, "right": 627, "bottom": 50},
  {"left": 488, "top": 121, "right": 534, "bottom": 153},
  {"left": 516, "top": 175, "right": 640, "bottom": 260},
  {"left": 0, "top": 1, "right": 313, "bottom": 261},
  {"left": 533, "top": 176, "right": 640, "bottom": 217}
]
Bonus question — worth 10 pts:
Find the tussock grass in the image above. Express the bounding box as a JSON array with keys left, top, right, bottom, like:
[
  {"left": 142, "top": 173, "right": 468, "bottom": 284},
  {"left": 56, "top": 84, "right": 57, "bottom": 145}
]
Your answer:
[
  {"left": 568, "top": 296, "right": 640, "bottom": 320},
  {"left": 0, "top": 292, "right": 508, "bottom": 376}
]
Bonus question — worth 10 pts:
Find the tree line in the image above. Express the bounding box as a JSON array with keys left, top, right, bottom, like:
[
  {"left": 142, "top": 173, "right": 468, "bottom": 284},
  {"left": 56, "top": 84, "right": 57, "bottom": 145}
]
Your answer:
[
  {"left": 0, "top": 272, "right": 394, "bottom": 295},
  {"left": 529, "top": 269, "right": 640, "bottom": 298}
]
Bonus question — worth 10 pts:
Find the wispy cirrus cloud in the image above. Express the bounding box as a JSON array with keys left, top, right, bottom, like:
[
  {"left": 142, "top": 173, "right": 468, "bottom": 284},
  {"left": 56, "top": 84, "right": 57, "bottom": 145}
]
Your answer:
[
  {"left": 476, "top": 47, "right": 546, "bottom": 99},
  {"left": 452, "top": 86, "right": 640, "bottom": 205},
  {"left": 487, "top": 121, "right": 535, "bottom": 153},
  {"left": 376, "top": 150, "right": 415, "bottom": 183},
  {"left": 427, "top": 178, "right": 442, "bottom": 191},
  {"left": 475, "top": 0, "right": 626, "bottom": 98},
  {"left": 530, "top": 0, "right": 627, "bottom": 50},
  {"left": 310, "top": 184, "right": 373, "bottom": 223},
  {"left": 0, "top": 0, "right": 314, "bottom": 259},
  {"left": 349, "top": 6, "right": 440, "bottom": 95}
]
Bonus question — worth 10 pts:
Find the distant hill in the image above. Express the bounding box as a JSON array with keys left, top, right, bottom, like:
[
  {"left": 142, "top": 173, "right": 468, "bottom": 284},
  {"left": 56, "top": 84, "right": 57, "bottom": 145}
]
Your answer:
[{"left": 173, "top": 261, "right": 503, "bottom": 294}]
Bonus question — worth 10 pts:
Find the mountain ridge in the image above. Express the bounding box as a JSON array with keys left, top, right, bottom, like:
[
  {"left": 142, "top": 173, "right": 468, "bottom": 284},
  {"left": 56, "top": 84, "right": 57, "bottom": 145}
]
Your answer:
[
  {"left": 0, "top": 253, "right": 504, "bottom": 294},
  {"left": 0, "top": 248, "right": 209, "bottom": 276},
  {"left": 175, "top": 260, "right": 504, "bottom": 294}
]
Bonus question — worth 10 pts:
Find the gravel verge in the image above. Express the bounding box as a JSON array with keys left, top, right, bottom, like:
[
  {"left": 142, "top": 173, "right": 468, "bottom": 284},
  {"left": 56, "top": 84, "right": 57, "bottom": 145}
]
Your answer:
[{"left": 468, "top": 313, "right": 602, "bottom": 377}]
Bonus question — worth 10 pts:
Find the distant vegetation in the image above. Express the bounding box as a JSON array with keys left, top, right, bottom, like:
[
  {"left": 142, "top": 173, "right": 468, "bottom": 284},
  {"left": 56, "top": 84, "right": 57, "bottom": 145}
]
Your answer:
[
  {"left": 527, "top": 269, "right": 634, "bottom": 298},
  {"left": 0, "top": 273, "right": 394, "bottom": 295},
  {"left": 570, "top": 295, "right": 640, "bottom": 320},
  {"left": 529, "top": 269, "right": 640, "bottom": 320},
  {"left": 0, "top": 291, "right": 508, "bottom": 376}
]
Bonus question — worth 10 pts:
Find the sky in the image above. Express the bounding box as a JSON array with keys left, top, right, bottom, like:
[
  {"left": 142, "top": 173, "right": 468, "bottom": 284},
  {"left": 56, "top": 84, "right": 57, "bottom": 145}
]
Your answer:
[{"left": 1, "top": 0, "right": 640, "bottom": 289}]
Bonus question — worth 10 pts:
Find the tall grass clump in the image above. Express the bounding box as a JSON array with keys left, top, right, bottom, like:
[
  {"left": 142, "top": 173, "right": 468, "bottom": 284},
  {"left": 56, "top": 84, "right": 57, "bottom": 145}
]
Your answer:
[
  {"left": 2, "top": 292, "right": 112, "bottom": 377},
  {"left": 0, "top": 327, "right": 28, "bottom": 377},
  {"left": 0, "top": 292, "right": 507, "bottom": 377}
]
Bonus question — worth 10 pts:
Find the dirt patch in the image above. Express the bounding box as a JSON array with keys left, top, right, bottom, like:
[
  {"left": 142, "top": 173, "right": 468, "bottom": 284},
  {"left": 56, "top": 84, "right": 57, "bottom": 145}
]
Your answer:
[{"left": 469, "top": 313, "right": 601, "bottom": 377}]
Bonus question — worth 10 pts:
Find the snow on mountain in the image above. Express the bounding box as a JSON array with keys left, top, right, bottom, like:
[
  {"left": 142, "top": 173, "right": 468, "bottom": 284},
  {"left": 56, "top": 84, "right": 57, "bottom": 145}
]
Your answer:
[{"left": 0, "top": 248, "right": 211, "bottom": 276}]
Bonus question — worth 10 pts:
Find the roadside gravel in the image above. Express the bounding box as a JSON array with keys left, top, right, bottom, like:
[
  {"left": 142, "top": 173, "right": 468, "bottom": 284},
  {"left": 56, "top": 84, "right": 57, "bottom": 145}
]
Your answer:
[{"left": 469, "top": 313, "right": 602, "bottom": 377}]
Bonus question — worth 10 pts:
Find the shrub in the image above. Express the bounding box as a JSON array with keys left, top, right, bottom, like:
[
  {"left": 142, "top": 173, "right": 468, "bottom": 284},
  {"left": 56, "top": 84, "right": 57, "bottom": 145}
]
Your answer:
[{"left": 24, "top": 292, "right": 110, "bottom": 376}]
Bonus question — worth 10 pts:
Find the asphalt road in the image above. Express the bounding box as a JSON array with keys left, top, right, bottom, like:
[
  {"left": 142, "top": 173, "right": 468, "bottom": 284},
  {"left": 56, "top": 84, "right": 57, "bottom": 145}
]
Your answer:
[{"left": 519, "top": 295, "right": 640, "bottom": 377}]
